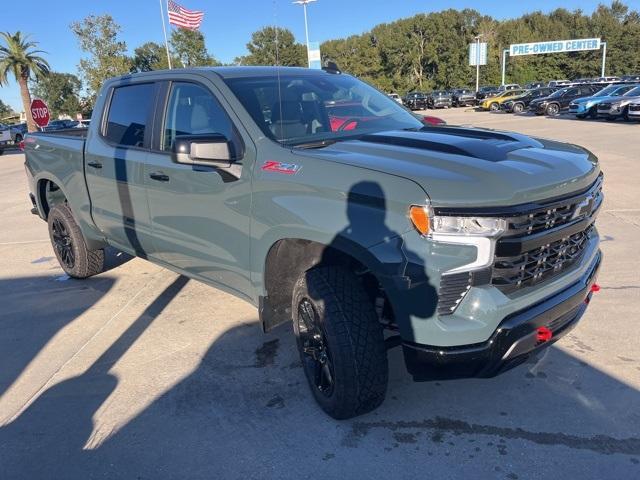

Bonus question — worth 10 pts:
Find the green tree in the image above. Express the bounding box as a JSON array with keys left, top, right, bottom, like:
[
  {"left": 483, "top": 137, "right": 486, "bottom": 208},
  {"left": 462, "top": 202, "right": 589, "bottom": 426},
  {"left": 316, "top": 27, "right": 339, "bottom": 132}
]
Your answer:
[
  {"left": 170, "top": 28, "right": 218, "bottom": 67},
  {"left": 236, "top": 27, "right": 306, "bottom": 66},
  {"left": 0, "top": 32, "right": 49, "bottom": 132},
  {"left": 31, "top": 71, "right": 82, "bottom": 118},
  {"left": 70, "top": 15, "right": 132, "bottom": 104},
  {"left": 0, "top": 99, "right": 15, "bottom": 119},
  {"left": 132, "top": 41, "right": 177, "bottom": 72}
]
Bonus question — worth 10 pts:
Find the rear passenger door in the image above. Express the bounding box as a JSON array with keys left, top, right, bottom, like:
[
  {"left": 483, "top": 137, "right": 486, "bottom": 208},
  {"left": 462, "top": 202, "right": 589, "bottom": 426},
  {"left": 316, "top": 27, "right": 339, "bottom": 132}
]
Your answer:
[
  {"left": 144, "top": 78, "right": 254, "bottom": 298},
  {"left": 85, "top": 82, "right": 157, "bottom": 257}
]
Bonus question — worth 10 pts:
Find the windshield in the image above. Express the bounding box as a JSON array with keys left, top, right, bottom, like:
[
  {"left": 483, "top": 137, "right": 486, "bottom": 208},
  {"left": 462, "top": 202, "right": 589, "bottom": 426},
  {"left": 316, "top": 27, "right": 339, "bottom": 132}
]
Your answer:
[
  {"left": 592, "top": 85, "right": 619, "bottom": 97},
  {"left": 625, "top": 86, "right": 640, "bottom": 96},
  {"left": 225, "top": 73, "right": 423, "bottom": 146},
  {"left": 548, "top": 87, "right": 571, "bottom": 98}
]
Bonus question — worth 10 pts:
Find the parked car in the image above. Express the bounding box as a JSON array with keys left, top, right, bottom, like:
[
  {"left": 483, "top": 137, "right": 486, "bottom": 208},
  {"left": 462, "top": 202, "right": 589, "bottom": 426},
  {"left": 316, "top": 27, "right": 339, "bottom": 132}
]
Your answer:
[
  {"left": 479, "top": 89, "right": 526, "bottom": 111},
  {"left": 497, "top": 83, "right": 521, "bottom": 92},
  {"left": 0, "top": 123, "right": 23, "bottom": 153},
  {"left": 41, "top": 119, "right": 79, "bottom": 131},
  {"left": 387, "top": 93, "right": 403, "bottom": 104},
  {"left": 450, "top": 88, "right": 476, "bottom": 107},
  {"left": 528, "top": 85, "right": 600, "bottom": 115},
  {"left": 501, "top": 87, "right": 558, "bottom": 113},
  {"left": 596, "top": 86, "right": 640, "bottom": 121},
  {"left": 568, "top": 84, "right": 638, "bottom": 119},
  {"left": 413, "top": 113, "right": 447, "bottom": 126},
  {"left": 24, "top": 66, "right": 603, "bottom": 419},
  {"left": 404, "top": 92, "right": 429, "bottom": 110},
  {"left": 476, "top": 85, "right": 499, "bottom": 101},
  {"left": 594, "top": 76, "right": 621, "bottom": 83},
  {"left": 524, "top": 82, "right": 545, "bottom": 89},
  {"left": 75, "top": 119, "right": 92, "bottom": 128},
  {"left": 621, "top": 74, "right": 640, "bottom": 82},
  {"left": 627, "top": 100, "right": 640, "bottom": 120},
  {"left": 548, "top": 80, "right": 571, "bottom": 88},
  {"left": 426, "top": 90, "right": 452, "bottom": 109}
]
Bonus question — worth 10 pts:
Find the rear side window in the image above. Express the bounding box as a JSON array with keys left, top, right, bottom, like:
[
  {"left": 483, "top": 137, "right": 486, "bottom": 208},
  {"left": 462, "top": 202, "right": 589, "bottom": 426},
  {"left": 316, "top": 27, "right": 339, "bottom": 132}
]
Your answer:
[{"left": 104, "top": 83, "right": 155, "bottom": 147}]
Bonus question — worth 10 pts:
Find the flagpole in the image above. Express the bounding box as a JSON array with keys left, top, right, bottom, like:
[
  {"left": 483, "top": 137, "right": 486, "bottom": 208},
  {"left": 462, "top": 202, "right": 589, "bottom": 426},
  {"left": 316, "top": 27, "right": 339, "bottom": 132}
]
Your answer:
[{"left": 159, "top": 0, "right": 173, "bottom": 69}]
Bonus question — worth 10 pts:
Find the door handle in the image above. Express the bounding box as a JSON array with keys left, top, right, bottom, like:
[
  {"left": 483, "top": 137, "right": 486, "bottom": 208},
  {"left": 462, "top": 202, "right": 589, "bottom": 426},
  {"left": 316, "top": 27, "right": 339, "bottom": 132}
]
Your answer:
[
  {"left": 149, "top": 172, "right": 170, "bottom": 182},
  {"left": 87, "top": 161, "right": 102, "bottom": 169}
]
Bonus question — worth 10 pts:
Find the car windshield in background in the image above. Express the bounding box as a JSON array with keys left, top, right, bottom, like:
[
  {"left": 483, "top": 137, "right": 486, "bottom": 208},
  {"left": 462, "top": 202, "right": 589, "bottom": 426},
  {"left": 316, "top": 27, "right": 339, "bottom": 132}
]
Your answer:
[
  {"left": 593, "top": 85, "right": 621, "bottom": 97},
  {"left": 623, "top": 86, "right": 640, "bottom": 96},
  {"left": 548, "top": 87, "right": 571, "bottom": 98},
  {"left": 225, "top": 74, "right": 423, "bottom": 146}
]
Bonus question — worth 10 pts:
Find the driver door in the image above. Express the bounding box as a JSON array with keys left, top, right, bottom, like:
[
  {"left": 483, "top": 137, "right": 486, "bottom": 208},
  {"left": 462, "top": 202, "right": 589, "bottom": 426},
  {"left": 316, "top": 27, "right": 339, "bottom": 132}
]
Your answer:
[{"left": 144, "top": 79, "right": 253, "bottom": 298}]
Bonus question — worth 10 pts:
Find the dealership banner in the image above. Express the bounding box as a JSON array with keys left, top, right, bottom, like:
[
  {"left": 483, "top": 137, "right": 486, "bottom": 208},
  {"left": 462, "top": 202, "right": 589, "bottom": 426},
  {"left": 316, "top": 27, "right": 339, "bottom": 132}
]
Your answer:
[{"left": 510, "top": 38, "right": 601, "bottom": 56}]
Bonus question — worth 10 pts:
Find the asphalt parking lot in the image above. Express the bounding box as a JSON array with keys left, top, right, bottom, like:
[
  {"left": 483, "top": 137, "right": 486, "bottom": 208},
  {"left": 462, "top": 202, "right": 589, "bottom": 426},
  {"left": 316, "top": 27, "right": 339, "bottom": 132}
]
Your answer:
[{"left": 1, "top": 110, "right": 639, "bottom": 479}]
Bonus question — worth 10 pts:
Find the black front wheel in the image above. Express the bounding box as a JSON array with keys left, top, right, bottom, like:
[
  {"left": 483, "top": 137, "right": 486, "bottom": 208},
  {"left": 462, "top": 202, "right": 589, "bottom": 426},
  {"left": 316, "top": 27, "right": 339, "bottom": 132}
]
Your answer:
[
  {"left": 292, "top": 266, "right": 388, "bottom": 419},
  {"left": 48, "top": 204, "right": 105, "bottom": 278}
]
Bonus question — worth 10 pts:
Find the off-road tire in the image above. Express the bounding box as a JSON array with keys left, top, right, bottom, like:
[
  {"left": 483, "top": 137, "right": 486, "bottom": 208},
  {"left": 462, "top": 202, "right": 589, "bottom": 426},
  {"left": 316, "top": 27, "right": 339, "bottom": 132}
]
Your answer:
[
  {"left": 48, "top": 203, "right": 105, "bottom": 278},
  {"left": 292, "top": 266, "right": 388, "bottom": 419}
]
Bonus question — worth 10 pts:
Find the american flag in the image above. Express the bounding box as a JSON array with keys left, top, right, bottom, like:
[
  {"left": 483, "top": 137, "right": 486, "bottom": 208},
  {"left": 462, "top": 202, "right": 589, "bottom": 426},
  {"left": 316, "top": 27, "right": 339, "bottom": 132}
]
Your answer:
[{"left": 167, "top": 0, "right": 204, "bottom": 30}]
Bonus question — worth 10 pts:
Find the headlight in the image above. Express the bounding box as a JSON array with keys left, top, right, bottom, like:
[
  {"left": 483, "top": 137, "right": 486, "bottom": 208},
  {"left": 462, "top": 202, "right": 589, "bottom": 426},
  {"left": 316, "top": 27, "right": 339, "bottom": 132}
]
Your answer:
[
  {"left": 431, "top": 215, "right": 506, "bottom": 237},
  {"left": 409, "top": 206, "right": 506, "bottom": 237},
  {"left": 611, "top": 102, "right": 622, "bottom": 110}
]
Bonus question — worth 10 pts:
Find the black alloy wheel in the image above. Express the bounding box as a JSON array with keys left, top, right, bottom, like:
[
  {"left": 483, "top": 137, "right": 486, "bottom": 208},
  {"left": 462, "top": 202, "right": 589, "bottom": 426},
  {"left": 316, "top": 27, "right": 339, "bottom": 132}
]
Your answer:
[
  {"left": 51, "top": 216, "right": 75, "bottom": 269},
  {"left": 297, "top": 298, "right": 335, "bottom": 397}
]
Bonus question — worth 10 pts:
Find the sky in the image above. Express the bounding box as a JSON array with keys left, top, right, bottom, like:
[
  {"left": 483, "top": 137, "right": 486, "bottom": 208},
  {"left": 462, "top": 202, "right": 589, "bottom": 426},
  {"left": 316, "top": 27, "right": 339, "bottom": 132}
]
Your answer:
[{"left": 1, "top": 0, "right": 638, "bottom": 111}]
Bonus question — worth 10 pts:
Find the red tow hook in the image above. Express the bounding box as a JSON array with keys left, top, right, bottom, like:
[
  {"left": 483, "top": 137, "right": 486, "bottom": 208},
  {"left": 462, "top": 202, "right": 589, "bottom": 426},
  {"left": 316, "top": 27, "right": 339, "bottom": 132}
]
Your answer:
[
  {"left": 585, "top": 283, "right": 601, "bottom": 304},
  {"left": 536, "top": 326, "right": 553, "bottom": 343}
]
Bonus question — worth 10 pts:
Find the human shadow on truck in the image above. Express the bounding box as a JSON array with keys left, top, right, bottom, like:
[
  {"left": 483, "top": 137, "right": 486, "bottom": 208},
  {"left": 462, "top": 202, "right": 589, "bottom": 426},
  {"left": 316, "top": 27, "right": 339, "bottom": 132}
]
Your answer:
[{"left": 293, "top": 181, "right": 438, "bottom": 419}]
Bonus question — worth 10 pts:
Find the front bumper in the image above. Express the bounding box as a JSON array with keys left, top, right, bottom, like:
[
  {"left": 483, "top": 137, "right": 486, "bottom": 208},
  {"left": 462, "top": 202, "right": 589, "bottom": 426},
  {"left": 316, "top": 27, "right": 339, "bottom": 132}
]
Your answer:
[
  {"left": 431, "top": 101, "right": 452, "bottom": 108},
  {"left": 403, "top": 251, "right": 601, "bottom": 381}
]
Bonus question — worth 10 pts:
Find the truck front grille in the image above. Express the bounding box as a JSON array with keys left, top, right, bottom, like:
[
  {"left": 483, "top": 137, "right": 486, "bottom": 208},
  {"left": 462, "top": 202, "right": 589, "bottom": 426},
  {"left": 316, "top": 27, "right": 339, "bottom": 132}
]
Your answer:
[
  {"left": 491, "top": 176, "right": 602, "bottom": 294},
  {"left": 492, "top": 226, "right": 593, "bottom": 294}
]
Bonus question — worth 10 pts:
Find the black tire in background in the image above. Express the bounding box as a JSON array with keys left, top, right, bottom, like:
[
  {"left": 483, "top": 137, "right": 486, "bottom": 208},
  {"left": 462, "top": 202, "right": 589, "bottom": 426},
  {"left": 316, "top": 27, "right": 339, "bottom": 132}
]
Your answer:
[
  {"left": 512, "top": 103, "right": 524, "bottom": 114},
  {"left": 48, "top": 203, "right": 105, "bottom": 278},
  {"left": 292, "top": 266, "right": 388, "bottom": 419}
]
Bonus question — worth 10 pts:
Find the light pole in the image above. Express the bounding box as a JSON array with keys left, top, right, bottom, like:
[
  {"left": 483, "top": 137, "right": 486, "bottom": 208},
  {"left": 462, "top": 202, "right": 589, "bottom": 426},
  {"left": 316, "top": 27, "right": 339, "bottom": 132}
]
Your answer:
[
  {"left": 474, "top": 34, "right": 484, "bottom": 93},
  {"left": 293, "top": 0, "right": 317, "bottom": 67}
]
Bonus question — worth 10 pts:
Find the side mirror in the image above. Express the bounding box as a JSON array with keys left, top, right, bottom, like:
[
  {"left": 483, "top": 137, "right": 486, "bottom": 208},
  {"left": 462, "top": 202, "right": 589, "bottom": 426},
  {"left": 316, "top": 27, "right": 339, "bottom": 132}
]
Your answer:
[{"left": 173, "top": 134, "right": 234, "bottom": 167}]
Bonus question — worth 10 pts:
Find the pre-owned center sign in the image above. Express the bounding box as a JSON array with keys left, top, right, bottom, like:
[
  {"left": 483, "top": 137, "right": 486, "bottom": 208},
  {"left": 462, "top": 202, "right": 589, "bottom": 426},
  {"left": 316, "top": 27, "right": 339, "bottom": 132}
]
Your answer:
[{"left": 510, "top": 38, "right": 601, "bottom": 56}]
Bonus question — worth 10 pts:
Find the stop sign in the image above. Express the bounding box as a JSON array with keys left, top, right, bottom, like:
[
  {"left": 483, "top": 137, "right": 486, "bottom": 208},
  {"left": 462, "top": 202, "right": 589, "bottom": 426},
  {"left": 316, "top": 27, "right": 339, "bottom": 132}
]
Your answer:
[{"left": 30, "top": 99, "right": 50, "bottom": 128}]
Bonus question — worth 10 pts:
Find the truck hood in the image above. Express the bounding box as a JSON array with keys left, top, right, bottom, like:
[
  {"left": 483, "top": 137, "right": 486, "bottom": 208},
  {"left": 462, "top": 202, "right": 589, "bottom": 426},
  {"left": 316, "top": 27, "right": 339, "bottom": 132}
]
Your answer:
[{"left": 301, "top": 127, "right": 600, "bottom": 208}]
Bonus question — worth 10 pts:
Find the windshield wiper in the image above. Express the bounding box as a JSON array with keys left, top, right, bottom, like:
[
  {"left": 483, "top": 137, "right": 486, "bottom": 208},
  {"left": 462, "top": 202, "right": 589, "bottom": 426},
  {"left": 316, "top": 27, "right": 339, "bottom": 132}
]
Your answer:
[{"left": 290, "top": 139, "right": 339, "bottom": 149}]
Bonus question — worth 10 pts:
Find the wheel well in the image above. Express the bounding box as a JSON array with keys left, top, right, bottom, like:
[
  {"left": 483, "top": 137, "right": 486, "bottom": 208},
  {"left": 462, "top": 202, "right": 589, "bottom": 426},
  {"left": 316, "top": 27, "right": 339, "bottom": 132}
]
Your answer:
[
  {"left": 261, "top": 238, "right": 390, "bottom": 332},
  {"left": 38, "top": 179, "right": 67, "bottom": 218}
]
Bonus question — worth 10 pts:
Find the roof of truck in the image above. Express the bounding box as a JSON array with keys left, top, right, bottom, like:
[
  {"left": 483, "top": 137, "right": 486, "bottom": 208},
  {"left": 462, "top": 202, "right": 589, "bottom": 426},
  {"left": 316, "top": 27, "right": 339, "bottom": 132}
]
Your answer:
[{"left": 117, "top": 66, "right": 335, "bottom": 82}]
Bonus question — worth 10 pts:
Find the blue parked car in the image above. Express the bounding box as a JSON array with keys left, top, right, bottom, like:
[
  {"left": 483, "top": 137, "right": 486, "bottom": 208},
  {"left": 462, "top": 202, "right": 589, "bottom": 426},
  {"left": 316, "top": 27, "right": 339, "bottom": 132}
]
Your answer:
[{"left": 569, "top": 84, "right": 638, "bottom": 119}]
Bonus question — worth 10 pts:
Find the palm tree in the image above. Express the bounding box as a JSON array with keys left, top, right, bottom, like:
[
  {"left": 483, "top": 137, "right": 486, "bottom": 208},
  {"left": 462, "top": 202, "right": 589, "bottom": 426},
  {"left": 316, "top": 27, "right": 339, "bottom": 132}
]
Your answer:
[{"left": 0, "top": 32, "right": 50, "bottom": 132}]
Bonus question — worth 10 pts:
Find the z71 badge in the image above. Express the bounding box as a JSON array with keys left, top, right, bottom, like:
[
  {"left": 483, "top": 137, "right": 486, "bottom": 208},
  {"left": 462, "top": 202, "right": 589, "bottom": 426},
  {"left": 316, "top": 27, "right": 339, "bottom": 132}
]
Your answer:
[{"left": 261, "top": 160, "right": 300, "bottom": 175}]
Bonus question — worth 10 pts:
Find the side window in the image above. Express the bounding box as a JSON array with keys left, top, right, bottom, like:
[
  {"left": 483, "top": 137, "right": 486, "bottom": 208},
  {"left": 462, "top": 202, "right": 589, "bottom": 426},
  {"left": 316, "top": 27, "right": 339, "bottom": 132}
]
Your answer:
[
  {"left": 104, "top": 83, "right": 155, "bottom": 147},
  {"left": 163, "top": 82, "right": 233, "bottom": 151}
]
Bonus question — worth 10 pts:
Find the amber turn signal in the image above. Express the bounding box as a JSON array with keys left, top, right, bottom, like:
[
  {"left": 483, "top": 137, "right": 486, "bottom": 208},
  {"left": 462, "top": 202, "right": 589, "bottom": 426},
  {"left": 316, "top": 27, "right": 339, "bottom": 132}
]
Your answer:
[{"left": 409, "top": 206, "right": 430, "bottom": 235}]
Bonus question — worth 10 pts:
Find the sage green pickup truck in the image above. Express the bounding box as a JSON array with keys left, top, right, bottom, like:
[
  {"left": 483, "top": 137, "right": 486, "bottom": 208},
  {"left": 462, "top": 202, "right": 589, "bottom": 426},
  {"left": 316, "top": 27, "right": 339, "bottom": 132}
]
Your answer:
[{"left": 24, "top": 67, "right": 602, "bottom": 419}]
